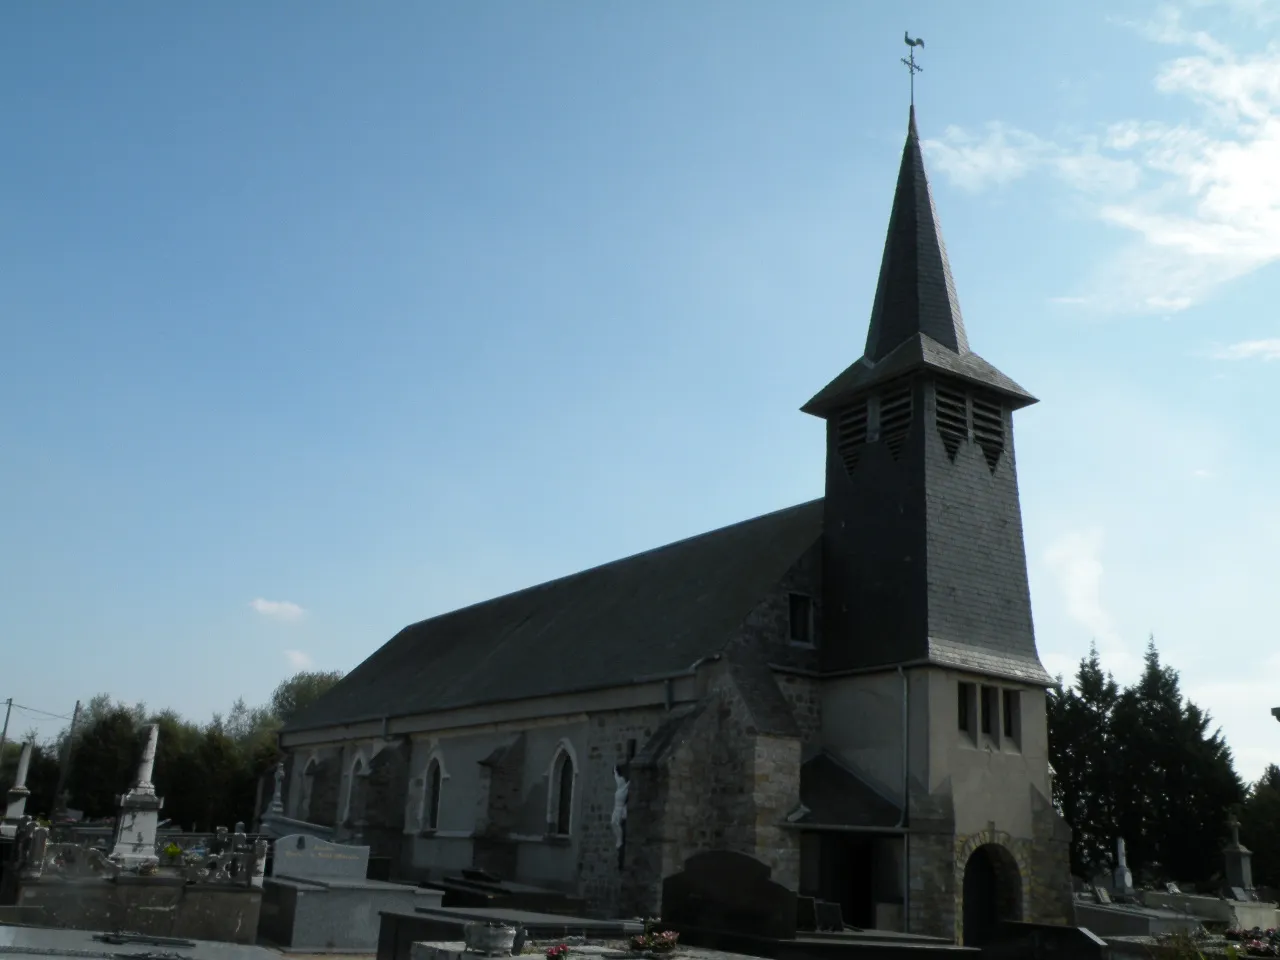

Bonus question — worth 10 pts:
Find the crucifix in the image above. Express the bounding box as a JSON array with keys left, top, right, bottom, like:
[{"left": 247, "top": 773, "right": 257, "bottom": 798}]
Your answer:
[{"left": 902, "top": 32, "right": 925, "bottom": 106}]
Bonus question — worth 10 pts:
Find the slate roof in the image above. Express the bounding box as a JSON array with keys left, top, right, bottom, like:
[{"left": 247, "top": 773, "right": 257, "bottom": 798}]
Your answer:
[
  {"left": 796, "top": 752, "right": 903, "bottom": 829},
  {"left": 802, "top": 107, "right": 1036, "bottom": 417},
  {"left": 284, "top": 500, "right": 824, "bottom": 733}
]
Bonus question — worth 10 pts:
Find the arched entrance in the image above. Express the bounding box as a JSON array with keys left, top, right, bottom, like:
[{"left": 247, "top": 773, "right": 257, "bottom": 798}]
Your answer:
[{"left": 961, "top": 843, "right": 1022, "bottom": 946}]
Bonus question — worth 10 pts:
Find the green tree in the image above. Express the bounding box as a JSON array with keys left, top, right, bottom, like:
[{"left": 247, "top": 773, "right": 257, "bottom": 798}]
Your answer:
[
  {"left": 66, "top": 707, "right": 143, "bottom": 818},
  {"left": 1109, "top": 639, "right": 1243, "bottom": 883},
  {"left": 1047, "top": 644, "right": 1121, "bottom": 878},
  {"left": 269, "top": 670, "right": 344, "bottom": 727},
  {"left": 1240, "top": 764, "right": 1280, "bottom": 888}
]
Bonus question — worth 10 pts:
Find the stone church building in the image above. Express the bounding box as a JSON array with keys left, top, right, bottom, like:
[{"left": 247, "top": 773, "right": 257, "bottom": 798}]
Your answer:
[{"left": 276, "top": 108, "right": 1074, "bottom": 945}]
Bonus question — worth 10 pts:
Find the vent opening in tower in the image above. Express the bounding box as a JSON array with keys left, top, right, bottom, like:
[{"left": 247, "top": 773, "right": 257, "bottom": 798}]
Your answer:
[
  {"left": 879, "top": 384, "right": 914, "bottom": 459},
  {"left": 935, "top": 384, "right": 967, "bottom": 461},
  {"left": 836, "top": 400, "right": 868, "bottom": 475},
  {"left": 971, "top": 395, "right": 1005, "bottom": 471}
]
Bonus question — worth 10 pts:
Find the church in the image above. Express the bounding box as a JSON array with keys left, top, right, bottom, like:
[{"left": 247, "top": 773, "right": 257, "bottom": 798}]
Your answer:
[{"left": 275, "top": 107, "right": 1074, "bottom": 945}]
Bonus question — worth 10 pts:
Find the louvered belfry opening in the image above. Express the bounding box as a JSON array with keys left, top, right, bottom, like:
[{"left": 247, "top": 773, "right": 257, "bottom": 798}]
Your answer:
[
  {"left": 931, "top": 382, "right": 1007, "bottom": 472},
  {"left": 971, "top": 393, "right": 1005, "bottom": 471},
  {"left": 836, "top": 399, "right": 869, "bottom": 473},
  {"left": 934, "top": 383, "right": 968, "bottom": 461},
  {"left": 878, "top": 382, "right": 914, "bottom": 460}
]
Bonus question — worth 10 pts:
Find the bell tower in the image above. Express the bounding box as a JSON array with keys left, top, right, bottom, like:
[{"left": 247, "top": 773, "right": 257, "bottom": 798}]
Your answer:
[{"left": 803, "top": 108, "right": 1050, "bottom": 685}]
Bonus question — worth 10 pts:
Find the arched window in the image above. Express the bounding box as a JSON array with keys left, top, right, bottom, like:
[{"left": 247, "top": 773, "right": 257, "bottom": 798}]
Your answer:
[
  {"left": 297, "top": 757, "right": 319, "bottom": 822},
  {"left": 546, "top": 742, "right": 577, "bottom": 836},
  {"left": 425, "top": 759, "right": 443, "bottom": 831},
  {"left": 343, "top": 755, "right": 367, "bottom": 824},
  {"left": 556, "top": 755, "right": 574, "bottom": 834}
]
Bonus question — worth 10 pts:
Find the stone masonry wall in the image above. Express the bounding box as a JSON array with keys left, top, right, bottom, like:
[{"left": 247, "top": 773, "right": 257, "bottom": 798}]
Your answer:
[
  {"left": 907, "top": 828, "right": 956, "bottom": 940},
  {"left": 906, "top": 785, "right": 957, "bottom": 940},
  {"left": 752, "top": 735, "right": 802, "bottom": 889},
  {"left": 578, "top": 708, "right": 668, "bottom": 916},
  {"left": 622, "top": 665, "right": 802, "bottom": 917},
  {"left": 731, "top": 544, "right": 823, "bottom": 673},
  {"left": 775, "top": 673, "right": 821, "bottom": 747},
  {"left": 1028, "top": 784, "right": 1074, "bottom": 926}
]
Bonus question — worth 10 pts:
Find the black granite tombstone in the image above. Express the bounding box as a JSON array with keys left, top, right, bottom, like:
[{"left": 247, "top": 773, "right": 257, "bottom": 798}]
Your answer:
[
  {"left": 813, "top": 900, "right": 844, "bottom": 932},
  {"left": 795, "top": 896, "right": 817, "bottom": 933},
  {"left": 660, "top": 851, "right": 797, "bottom": 941}
]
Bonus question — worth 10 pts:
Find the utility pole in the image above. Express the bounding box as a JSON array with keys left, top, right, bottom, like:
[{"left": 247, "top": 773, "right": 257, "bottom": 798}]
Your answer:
[
  {"left": 0, "top": 697, "right": 12, "bottom": 759},
  {"left": 52, "top": 699, "right": 82, "bottom": 820}
]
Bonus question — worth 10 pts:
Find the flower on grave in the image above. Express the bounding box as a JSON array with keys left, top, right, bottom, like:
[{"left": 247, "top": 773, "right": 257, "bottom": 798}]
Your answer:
[
  {"left": 545, "top": 945, "right": 569, "bottom": 959},
  {"left": 629, "top": 930, "right": 678, "bottom": 954},
  {"left": 162, "top": 843, "right": 183, "bottom": 859}
]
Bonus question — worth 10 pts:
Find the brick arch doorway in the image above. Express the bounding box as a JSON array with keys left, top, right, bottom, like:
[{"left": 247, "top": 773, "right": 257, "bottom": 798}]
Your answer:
[{"left": 961, "top": 843, "right": 1021, "bottom": 946}]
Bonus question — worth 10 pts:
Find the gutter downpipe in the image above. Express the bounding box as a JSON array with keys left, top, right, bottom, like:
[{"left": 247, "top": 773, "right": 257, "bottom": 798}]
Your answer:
[{"left": 898, "top": 665, "right": 910, "bottom": 932}]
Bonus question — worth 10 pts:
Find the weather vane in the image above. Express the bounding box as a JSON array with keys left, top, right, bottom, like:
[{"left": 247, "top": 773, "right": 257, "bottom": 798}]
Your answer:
[{"left": 902, "top": 32, "right": 924, "bottom": 107}]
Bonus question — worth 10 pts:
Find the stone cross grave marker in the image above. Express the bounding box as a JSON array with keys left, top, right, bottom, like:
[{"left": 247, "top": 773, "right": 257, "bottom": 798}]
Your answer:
[{"left": 272, "top": 833, "right": 370, "bottom": 883}]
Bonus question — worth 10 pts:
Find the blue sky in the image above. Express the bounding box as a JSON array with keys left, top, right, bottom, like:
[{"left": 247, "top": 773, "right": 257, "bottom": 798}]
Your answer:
[{"left": 2, "top": 1, "right": 1277, "bottom": 782}]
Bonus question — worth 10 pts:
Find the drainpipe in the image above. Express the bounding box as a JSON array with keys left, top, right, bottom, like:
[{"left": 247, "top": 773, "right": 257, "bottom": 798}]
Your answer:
[{"left": 897, "top": 665, "right": 911, "bottom": 932}]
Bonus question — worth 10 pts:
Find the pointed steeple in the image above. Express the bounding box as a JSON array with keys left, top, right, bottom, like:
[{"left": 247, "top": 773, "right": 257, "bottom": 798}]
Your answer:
[
  {"left": 803, "top": 109, "right": 1034, "bottom": 417},
  {"left": 864, "top": 105, "right": 969, "bottom": 361}
]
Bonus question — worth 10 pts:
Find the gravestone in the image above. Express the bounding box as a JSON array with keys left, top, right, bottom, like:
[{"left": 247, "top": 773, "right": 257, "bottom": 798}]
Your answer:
[
  {"left": 110, "top": 724, "right": 163, "bottom": 868},
  {"left": 258, "top": 834, "right": 439, "bottom": 951},
  {"left": 271, "top": 833, "right": 370, "bottom": 881},
  {"left": 660, "top": 850, "right": 797, "bottom": 941},
  {"left": 1, "top": 742, "right": 34, "bottom": 838},
  {"left": 795, "top": 896, "right": 817, "bottom": 932},
  {"left": 814, "top": 900, "right": 844, "bottom": 932},
  {"left": 1113, "top": 838, "right": 1134, "bottom": 895},
  {"left": 1224, "top": 817, "right": 1255, "bottom": 893}
]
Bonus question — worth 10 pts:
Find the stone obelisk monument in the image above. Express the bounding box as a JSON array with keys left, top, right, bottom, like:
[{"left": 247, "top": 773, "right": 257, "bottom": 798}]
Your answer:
[
  {"left": 110, "top": 724, "right": 164, "bottom": 868},
  {"left": 1, "top": 741, "right": 34, "bottom": 838}
]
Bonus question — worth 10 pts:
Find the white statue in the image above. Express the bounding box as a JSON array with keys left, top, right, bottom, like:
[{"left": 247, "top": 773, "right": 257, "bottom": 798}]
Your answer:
[{"left": 610, "top": 767, "right": 629, "bottom": 850}]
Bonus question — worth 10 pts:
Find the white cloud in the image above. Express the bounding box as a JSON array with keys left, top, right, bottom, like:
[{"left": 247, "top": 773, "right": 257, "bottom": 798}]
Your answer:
[
  {"left": 923, "top": 123, "right": 1050, "bottom": 192},
  {"left": 1192, "top": 467, "right": 1215, "bottom": 478},
  {"left": 927, "top": 14, "right": 1280, "bottom": 314},
  {"left": 1213, "top": 338, "right": 1280, "bottom": 360},
  {"left": 284, "top": 649, "right": 314, "bottom": 669},
  {"left": 1044, "top": 528, "right": 1120, "bottom": 647},
  {"left": 250, "top": 598, "right": 306, "bottom": 622}
]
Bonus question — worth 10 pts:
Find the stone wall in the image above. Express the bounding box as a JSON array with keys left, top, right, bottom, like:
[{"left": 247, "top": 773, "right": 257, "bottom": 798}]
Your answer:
[
  {"left": 577, "top": 709, "right": 667, "bottom": 915},
  {"left": 622, "top": 663, "right": 802, "bottom": 917},
  {"left": 752, "top": 735, "right": 802, "bottom": 889},
  {"left": 775, "top": 673, "right": 821, "bottom": 747},
  {"left": 361, "top": 741, "right": 410, "bottom": 872},
  {"left": 1028, "top": 784, "right": 1074, "bottom": 926},
  {"left": 905, "top": 784, "right": 957, "bottom": 940},
  {"left": 732, "top": 545, "right": 822, "bottom": 672}
]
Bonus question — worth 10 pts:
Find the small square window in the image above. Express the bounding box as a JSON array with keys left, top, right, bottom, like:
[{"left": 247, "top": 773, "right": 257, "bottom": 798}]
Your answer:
[
  {"left": 1002, "top": 689, "right": 1021, "bottom": 748},
  {"left": 958, "top": 682, "right": 976, "bottom": 737},
  {"left": 980, "top": 686, "right": 999, "bottom": 739},
  {"left": 788, "top": 594, "right": 813, "bottom": 645}
]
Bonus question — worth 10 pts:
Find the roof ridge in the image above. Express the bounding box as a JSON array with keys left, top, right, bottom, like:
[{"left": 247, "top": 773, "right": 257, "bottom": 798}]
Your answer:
[{"left": 397, "top": 499, "right": 823, "bottom": 634}]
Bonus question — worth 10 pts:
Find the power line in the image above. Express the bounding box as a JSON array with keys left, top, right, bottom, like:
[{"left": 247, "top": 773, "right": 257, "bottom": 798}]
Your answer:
[{"left": 1, "top": 701, "right": 77, "bottom": 722}]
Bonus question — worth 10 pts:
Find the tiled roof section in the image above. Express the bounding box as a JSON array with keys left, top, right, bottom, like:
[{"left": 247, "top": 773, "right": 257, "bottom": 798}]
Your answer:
[
  {"left": 797, "top": 753, "right": 902, "bottom": 828},
  {"left": 802, "top": 108, "right": 1036, "bottom": 417},
  {"left": 284, "top": 501, "right": 825, "bottom": 733},
  {"left": 866, "top": 106, "right": 968, "bottom": 362},
  {"left": 927, "top": 638, "right": 1054, "bottom": 686},
  {"left": 724, "top": 650, "right": 801, "bottom": 739},
  {"left": 631, "top": 704, "right": 706, "bottom": 769},
  {"left": 802, "top": 333, "right": 1036, "bottom": 415}
]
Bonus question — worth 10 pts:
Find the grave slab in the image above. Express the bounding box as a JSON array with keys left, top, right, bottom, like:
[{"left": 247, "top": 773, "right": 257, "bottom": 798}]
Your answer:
[{"left": 258, "top": 834, "right": 442, "bottom": 952}]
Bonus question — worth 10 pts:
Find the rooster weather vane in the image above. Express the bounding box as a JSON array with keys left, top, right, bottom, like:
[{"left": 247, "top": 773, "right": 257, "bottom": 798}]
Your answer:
[{"left": 902, "top": 32, "right": 924, "bottom": 106}]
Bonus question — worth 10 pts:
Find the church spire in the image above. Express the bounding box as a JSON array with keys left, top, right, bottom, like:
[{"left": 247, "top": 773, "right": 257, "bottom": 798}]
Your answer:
[
  {"left": 802, "top": 108, "right": 1034, "bottom": 418},
  {"left": 863, "top": 106, "right": 969, "bottom": 362}
]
